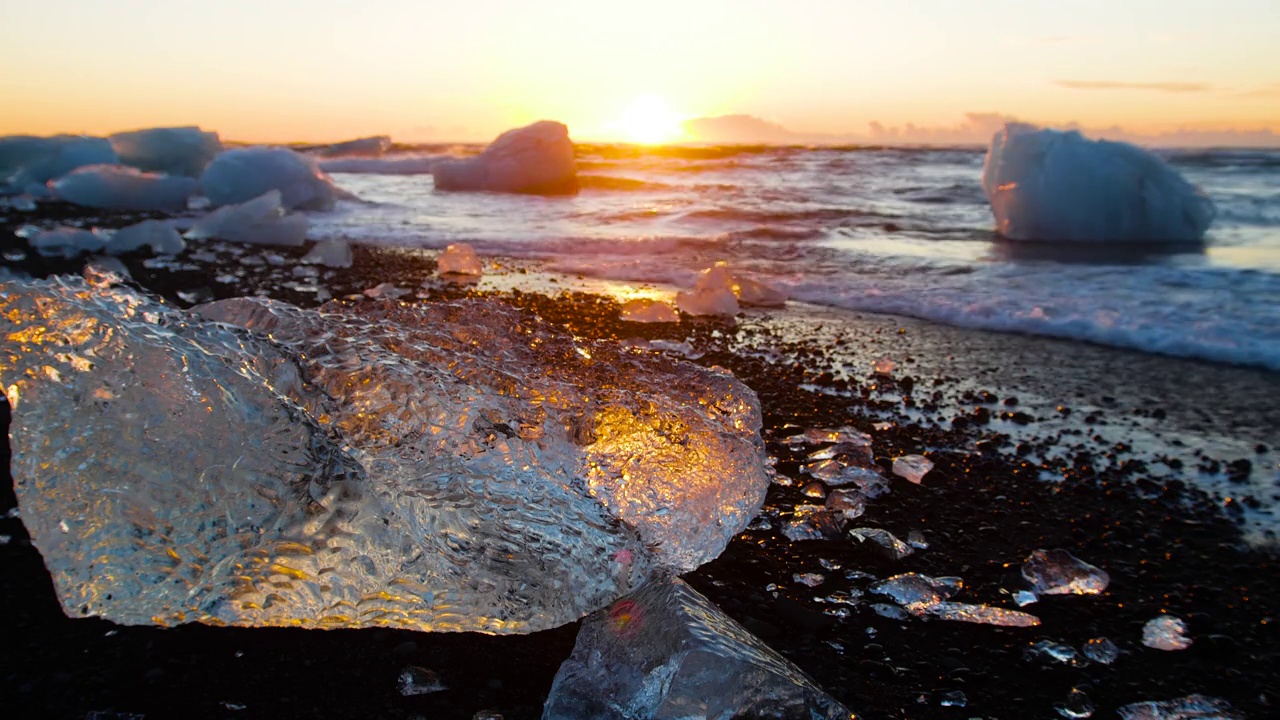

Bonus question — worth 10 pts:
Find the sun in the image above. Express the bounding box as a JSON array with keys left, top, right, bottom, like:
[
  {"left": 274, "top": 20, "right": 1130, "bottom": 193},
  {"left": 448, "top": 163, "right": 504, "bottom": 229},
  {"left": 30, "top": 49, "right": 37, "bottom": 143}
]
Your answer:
[{"left": 616, "top": 95, "right": 686, "bottom": 145}]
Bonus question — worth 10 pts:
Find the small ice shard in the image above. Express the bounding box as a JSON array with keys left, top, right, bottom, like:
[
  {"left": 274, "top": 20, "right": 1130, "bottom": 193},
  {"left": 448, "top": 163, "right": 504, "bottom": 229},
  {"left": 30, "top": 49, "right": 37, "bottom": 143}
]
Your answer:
[
  {"left": 906, "top": 530, "right": 928, "bottom": 550},
  {"left": 1056, "top": 688, "right": 1095, "bottom": 719},
  {"left": 793, "top": 572, "right": 825, "bottom": 587},
  {"left": 398, "top": 666, "right": 447, "bottom": 696},
  {"left": 871, "top": 603, "right": 910, "bottom": 620},
  {"left": 619, "top": 298, "right": 678, "bottom": 324},
  {"left": 675, "top": 284, "right": 739, "bottom": 317},
  {"left": 1142, "top": 616, "right": 1192, "bottom": 651},
  {"left": 1013, "top": 590, "right": 1039, "bottom": 607},
  {"left": 1081, "top": 636, "right": 1119, "bottom": 664},
  {"left": 1022, "top": 549, "right": 1110, "bottom": 595},
  {"left": 104, "top": 219, "right": 186, "bottom": 255},
  {"left": 982, "top": 123, "right": 1215, "bottom": 242},
  {"left": 938, "top": 690, "right": 966, "bottom": 707},
  {"left": 301, "top": 239, "right": 353, "bottom": 268},
  {"left": 436, "top": 243, "right": 483, "bottom": 277},
  {"left": 109, "top": 126, "right": 223, "bottom": 177},
  {"left": 83, "top": 256, "right": 132, "bottom": 287},
  {"left": 200, "top": 146, "right": 345, "bottom": 210},
  {"left": 363, "top": 282, "right": 409, "bottom": 299},
  {"left": 805, "top": 442, "right": 888, "bottom": 495},
  {"left": 3, "top": 280, "right": 769, "bottom": 632},
  {"left": 542, "top": 574, "right": 850, "bottom": 720},
  {"left": 51, "top": 165, "right": 199, "bottom": 212},
  {"left": 185, "top": 190, "right": 309, "bottom": 246},
  {"left": 686, "top": 262, "right": 787, "bottom": 309},
  {"left": 869, "top": 573, "right": 960, "bottom": 609},
  {"left": 1, "top": 135, "right": 118, "bottom": 193},
  {"left": 781, "top": 506, "right": 847, "bottom": 542},
  {"left": 28, "top": 227, "right": 104, "bottom": 258},
  {"left": 892, "top": 454, "right": 934, "bottom": 484},
  {"left": 433, "top": 121, "right": 578, "bottom": 195},
  {"left": 1116, "top": 694, "right": 1239, "bottom": 720},
  {"left": 824, "top": 488, "right": 866, "bottom": 520},
  {"left": 784, "top": 427, "right": 871, "bottom": 446},
  {"left": 801, "top": 481, "right": 826, "bottom": 499},
  {"left": 873, "top": 358, "right": 895, "bottom": 375},
  {"left": 849, "top": 528, "right": 914, "bottom": 560},
  {"left": 926, "top": 602, "right": 1040, "bottom": 627},
  {"left": 1025, "top": 639, "right": 1082, "bottom": 666},
  {"left": 316, "top": 135, "right": 392, "bottom": 158}
]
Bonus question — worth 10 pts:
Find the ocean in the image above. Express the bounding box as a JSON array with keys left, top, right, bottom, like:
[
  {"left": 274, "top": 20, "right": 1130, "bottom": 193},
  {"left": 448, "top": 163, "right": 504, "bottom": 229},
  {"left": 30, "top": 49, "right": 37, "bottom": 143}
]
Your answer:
[{"left": 313, "top": 144, "right": 1280, "bottom": 370}]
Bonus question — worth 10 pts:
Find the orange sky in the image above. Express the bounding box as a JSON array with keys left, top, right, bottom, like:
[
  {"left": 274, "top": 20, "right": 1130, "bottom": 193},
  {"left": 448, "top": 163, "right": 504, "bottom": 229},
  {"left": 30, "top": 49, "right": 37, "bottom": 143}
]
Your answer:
[{"left": 1, "top": 0, "right": 1276, "bottom": 144}]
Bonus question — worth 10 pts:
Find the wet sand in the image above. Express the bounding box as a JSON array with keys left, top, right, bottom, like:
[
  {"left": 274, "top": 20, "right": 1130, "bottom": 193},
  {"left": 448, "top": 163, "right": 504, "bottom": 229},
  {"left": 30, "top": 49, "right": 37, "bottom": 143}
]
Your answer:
[{"left": 2, "top": 205, "right": 1277, "bottom": 719}]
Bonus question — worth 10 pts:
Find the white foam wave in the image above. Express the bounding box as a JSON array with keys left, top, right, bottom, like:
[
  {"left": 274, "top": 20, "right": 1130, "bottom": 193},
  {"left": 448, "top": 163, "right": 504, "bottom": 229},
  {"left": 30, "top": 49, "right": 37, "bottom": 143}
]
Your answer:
[{"left": 320, "top": 154, "right": 446, "bottom": 175}]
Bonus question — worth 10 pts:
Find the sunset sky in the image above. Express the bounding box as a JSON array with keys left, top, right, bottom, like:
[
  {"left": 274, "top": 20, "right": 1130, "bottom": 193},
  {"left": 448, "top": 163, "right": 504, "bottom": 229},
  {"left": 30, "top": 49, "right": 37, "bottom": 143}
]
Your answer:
[{"left": 1, "top": 0, "right": 1277, "bottom": 144}]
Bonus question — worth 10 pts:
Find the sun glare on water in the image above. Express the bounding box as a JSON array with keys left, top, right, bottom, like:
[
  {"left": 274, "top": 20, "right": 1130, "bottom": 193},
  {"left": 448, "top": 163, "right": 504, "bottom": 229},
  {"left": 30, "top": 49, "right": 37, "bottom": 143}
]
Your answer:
[{"left": 616, "top": 95, "right": 686, "bottom": 145}]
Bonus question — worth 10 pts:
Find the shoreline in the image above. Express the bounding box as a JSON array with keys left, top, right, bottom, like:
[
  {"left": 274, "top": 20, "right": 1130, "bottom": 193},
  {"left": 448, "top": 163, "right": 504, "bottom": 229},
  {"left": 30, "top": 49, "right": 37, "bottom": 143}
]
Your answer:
[{"left": 2, "top": 205, "right": 1278, "bottom": 718}]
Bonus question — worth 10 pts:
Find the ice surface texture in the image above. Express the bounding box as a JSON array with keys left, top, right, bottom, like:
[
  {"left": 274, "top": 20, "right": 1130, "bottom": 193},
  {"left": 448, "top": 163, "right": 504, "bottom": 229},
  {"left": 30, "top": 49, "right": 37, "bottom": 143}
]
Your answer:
[
  {"left": 542, "top": 574, "right": 850, "bottom": 719},
  {"left": 0, "top": 279, "right": 768, "bottom": 633},
  {"left": 51, "top": 165, "right": 198, "bottom": 212},
  {"left": 200, "top": 147, "right": 344, "bottom": 210},
  {"left": 433, "top": 121, "right": 578, "bottom": 195},
  {"left": 982, "top": 124, "right": 1215, "bottom": 242},
  {"left": 0, "top": 135, "right": 119, "bottom": 195},
  {"left": 109, "top": 127, "right": 223, "bottom": 177}
]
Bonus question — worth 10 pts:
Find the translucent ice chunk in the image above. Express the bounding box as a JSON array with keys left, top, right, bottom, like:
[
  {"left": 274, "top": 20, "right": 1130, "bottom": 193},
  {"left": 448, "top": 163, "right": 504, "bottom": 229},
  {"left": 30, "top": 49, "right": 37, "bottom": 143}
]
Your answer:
[
  {"left": 1142, "top": 616, "right": 1192, "bottom": 651},
  {"left": 781, "top": 506, "right": 847, "bottom": 542},
  {"left": 433, "top": 121, "right": 578, "bottom": 195},
  {"left": 1116, "top": 694, "right": 1239, "bottom": 720},
  {"left": 620, "top": 298, "right": 679, "bottom": 324},
  {"left": 1081, "top": 636, "right": 1120, "bottom": 664},
  {"left": 805, "top": 443, "right": 888, "bottom": 495},
  {"left": 201, "top": 146, "right": 344, "bottom": 210},
  {"left": 109, "top": 127, "right": 223, "bottom": 177},
  {"left": 28, "top": 227, "right": 106, "bottom": 258},
  {"left": 685, "top": 262, "right": 787, "bottom": 309},
  {"left": 927, "top": 602, "right": 1040, "bottom": 627},
  {"left": 784, "top": 426, "right": 872, "bottom": 446},
  {"left": 938, "top": 690, "right": 966, "bottom": 707},
  {"left": 1013, "top": 590, "right": 1039, "bottom": 607},
  {"left": 398, "top": 666, "right": 447, "bottom": 696},
  {"left": 1056, "top": 688, "right": 1095, "bottom": 719},
  {"left": 51, "top": 164, "right": 199, "bottom": 212},
  {"left": 104, "top": 219, "right": 186, "bottom": 255},
  {"left": 542, "top": 574, "right": 850, "bottom": 720},
  {"left": 892, "top": 454, "right": 934, "bottom": 484},
  {"left": 869, "top": 573, "right": 959, "bottom": 609},
  {"left": 793, "top": 572, "right": 825, "bottom": 587},
  {"left": 1022, "top": 549, "right": 1110, "bottom": 595},
  {"left": 849, "top": 528, "right": 914, "bottom": 560},
  {"left": 873, "top": 358, "right": 895, "bottom": 375},
  {"left": 675, "top": 284, "right": 739, "bottom": 317},
  {"left": 301, "top": 239, "right": 352, "bottom": 268},
  {"left": 436, "top": 242, "right": 483, "bottom": 277},
  {"left": 1, "top": 279, "right": 769, "bottom": 632},
  {"left": 870, "top": 573, "right": 1039, "bottom": 627},
  {"left": 1025, "top": 640, "right": 1082, "bottom": 666},
  {"left": 824, "top": 488, "right": 866, "bottom": 520},
  {"left": 185, "top": 190, "right": 309, "bottom": 246}
]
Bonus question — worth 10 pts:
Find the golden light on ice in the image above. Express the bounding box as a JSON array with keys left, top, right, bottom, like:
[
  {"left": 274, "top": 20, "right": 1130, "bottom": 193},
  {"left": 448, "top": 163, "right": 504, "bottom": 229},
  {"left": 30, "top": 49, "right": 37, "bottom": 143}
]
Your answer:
[{"left": 616, "top": 95, "right": 686, "bottom": 145}]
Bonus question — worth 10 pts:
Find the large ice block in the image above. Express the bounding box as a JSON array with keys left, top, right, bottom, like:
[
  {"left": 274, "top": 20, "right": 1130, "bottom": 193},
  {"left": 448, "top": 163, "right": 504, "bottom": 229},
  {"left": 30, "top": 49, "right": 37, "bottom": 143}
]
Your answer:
[
  {"left": 51, "top": 164, "right": 199, "bottom": 212},
  {"left": 0, "top": 279, "right": 769, "bottom": 633},
  {"left": 0, "top": 135, "right": 119, "bottom": 195},
  {"left": 200, "top": 146, "right": 345, "bottom": 210},
  {"left": 433, "top": 121, "right": 578, "bottom": 195},
  {"left": 543, "top": 574, "right": 851, "bottom": 719},
  {"left": 981, "top": 124, "right": 1215, "bottom": 242},
  {"left": 109, "top": 127, "right": 223, "bottom": 177}
]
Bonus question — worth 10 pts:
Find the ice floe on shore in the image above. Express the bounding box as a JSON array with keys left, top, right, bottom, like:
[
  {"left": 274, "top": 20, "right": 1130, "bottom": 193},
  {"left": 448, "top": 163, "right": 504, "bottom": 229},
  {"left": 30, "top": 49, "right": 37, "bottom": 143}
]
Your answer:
[
  {"left": 184, "top": 190, "right": 309, "bottom": 246},
  {"left": 50, "top": 165, "right": 198, "bottom": 212},
  {"left": 201, "top": 146, "right": 345, "bottom": 210}
]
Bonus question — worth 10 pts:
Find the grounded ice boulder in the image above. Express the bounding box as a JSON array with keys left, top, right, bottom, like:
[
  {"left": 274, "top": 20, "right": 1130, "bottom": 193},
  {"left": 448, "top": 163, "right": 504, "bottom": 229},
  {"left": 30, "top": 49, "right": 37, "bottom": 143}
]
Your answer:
[
  {"left": 1117, "top": 694, "right": 1239, "bottom": 720},
  {"left": 185, "top": 190, "right": 309, "bottom": 246},
  {"left": 433, "top": 121, "right": 578, "bottom": 195},
  {"left": 436, "top": 243, "right": 483, "bottom": 276},
  {"left": 103, "top": 219, "right": 185, "bottom": 255},
  {"left": 0, "top": 279, "right": 768, "bottom": 632},
  {"left": 50, "top": 165, "right": 198, "bottom": 212},
  {"left": 1142, "top": 615, "right": 1192, "bottom": 651},
  {"left": 0, "top": 135, "right": 119, "bottom": 195},
  {"left": 200, "top": 146, "right": 345, "bottom": 210},
  {"left": 109, "top": 127, "right": 222, "bottom": 177},
  {"left": 28, "top": 227, "right": 104, "bottom": 258},
  {"left": 982, "top": 124, "right": 1215, "bottom": 242},
  {"left": 1022, "top": 549, "right": 1110, "bottom": 595},
  {"left": 316, "top": 136, "right": 391, "bottom": 158},
  {"left": 676, "top": 262, "right": 785, "bottom": 317},
  {"left": 542, "top": 575, "right": 850, "bottom": 720},
  {"left": 619, "top": 298, "right": 679, "bottom": 324},
  {"left": 301, "top": 238, "right": 353, "bottom": 268}
]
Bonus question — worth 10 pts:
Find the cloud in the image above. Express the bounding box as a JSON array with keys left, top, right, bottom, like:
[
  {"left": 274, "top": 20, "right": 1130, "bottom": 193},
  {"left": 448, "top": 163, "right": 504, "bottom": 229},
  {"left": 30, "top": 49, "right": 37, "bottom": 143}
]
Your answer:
[{"left": 1054, "top": 80, "right": 1212, "bottom": 93}]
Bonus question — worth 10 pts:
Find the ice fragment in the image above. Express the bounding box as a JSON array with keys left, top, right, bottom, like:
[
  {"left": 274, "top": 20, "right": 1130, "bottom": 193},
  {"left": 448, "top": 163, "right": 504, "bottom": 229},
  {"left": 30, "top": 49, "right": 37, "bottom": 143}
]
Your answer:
[
  {"left": 1116, "top": 694, "right": 1239, "bottom": 720},
  {"left": 1056, "top": 688, "right": 1095, "bottom": 719},
  {"left": 892, "top": 454, "right": 934, "bottom": 484},
  {"left": 793, "top": 573, "right": 825, "bottom": 588},
  {"left": 201, "top": 146, "right": 345, "bottom": 210},
  {"left": 1081, "top": 636, "right": 1119, "bottom": 664},
  {"left": 620, "top": 298, "right": 678, "bottom": 324},
  {"left": 185, "top": 190, "right": 309, "bottom": 246},
  {"left": 1022, "top": 549, "right": 1110, "bottom": 595},
  {"left": 436, "top": 243, "right": 483, "bottom": 277},
  {"left": 398, "top": 666, "right": 447, "bottom": 696},
  {"left": 849, "top": 528, "right": 914, "bottom": 560},
  {"left": 1142, "top": 616, "right": 1192, "bottom": 651},
  {"left": 301, "top": 239, "right": 352, "bottom": 268}
]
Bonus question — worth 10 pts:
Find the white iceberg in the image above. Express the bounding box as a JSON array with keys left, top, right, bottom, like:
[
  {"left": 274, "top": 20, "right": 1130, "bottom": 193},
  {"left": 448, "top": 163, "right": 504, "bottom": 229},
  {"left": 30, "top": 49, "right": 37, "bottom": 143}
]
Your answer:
[
  {"left": 200, "top": 146, "right": 345, "bottom": 210},
  {"left": 433, "top": 121, "right": 578, "bottom": 195},
  {"left": 27, "top": 227, "right": 105, "bottom": 258},
  {"left": 50, "top": 165, "right": 198, "bottom": 212},
  {"left": 0, "top": 280, "right": 769, "bottom": 632},
  {"left": 436, "top": 243, "right": 483, "bottom": 276},
  {"left": 103, "top": 219, "right": 185, "bottom": 255},
  {"left": 185, "top": 190, "right": 309, "bottom": 246},
  {"left": 982, "top": 124, "right": 1215, "bottom": 242},
  {"left": 0, "top": 135, "right": 118, "bottom": 195},
  {"left": 543, "top": 574, "right": 850, "bottom": 719},
  {"left": 316, "top": 135, "right": 391, "bottom": 158},
  {"left": 109, "top": 126, "right": 223, "bottom": 177}
]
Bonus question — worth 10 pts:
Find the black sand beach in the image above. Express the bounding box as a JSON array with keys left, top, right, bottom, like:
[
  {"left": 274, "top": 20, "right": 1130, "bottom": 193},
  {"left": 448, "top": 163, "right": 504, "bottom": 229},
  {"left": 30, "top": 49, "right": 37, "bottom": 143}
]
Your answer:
[{"left": 2, "top": 204, "right": 1278, "bottom": 719}]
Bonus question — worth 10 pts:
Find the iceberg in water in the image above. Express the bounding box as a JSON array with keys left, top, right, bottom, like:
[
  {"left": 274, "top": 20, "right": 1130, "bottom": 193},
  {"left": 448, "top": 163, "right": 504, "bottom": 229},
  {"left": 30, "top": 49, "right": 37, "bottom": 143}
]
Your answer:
[
  {"left": 109, "top": 126, "right": 223, "bottom": 177},
  {"left": 433, "top": 121, "right": 578, "bottom": 195},
  {"left": 0, "top": 135, "right": 119, "bottom": 195},
  {"left": 200, "top": 146, "right": 345, "bottom": 210},
  {"left": 50, "top": 165, "right": 198, "bottom": 212},
  {"left": 0, "top": 279, "right": 769, "bottom": 633},
  {"left": 982, "top": 124, "right": 1215, "bottom": 242},
  {"left": 185, "top": 190, "right": 309, "bottom": 246},
  {"left": 27, "top": 227, "right": 105, "bottom": 258},
  {"left": 315, "top": 135, "right": 392, "bottom": 158},
  {"left": 543, "top": 574, "right": 850, "bottom": 719}
]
